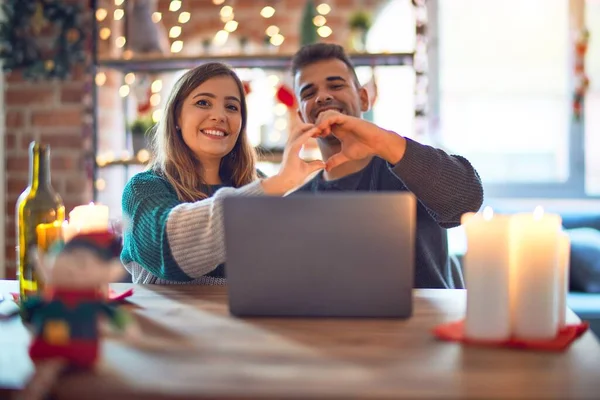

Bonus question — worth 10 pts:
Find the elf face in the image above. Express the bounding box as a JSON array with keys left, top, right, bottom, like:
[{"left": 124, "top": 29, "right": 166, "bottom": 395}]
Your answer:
[
  {"left": 177, "top": 76, "right": 243, "bottom": 163},
  {"left": 34, "top": 232, "right": 125, "bottom": 289},
  {"left": 45, "top": 250, "right": 124, "bottom": 289},
  {"left": 294, "top": 58, "right": 369, "bottom": 144}
]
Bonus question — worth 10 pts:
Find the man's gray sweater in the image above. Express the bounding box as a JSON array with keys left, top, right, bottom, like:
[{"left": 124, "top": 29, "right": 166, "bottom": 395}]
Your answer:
[{"left": 293, "top": 137, "right": 484, "bottom": 289}]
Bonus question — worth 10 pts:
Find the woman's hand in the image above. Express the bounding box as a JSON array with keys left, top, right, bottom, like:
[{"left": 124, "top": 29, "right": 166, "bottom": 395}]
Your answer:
[{"left": 261, "top": 123, "right": 325, "bottom": 195}]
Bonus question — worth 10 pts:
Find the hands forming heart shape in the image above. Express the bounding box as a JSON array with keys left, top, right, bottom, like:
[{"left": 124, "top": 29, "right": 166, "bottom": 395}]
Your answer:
[
  {"left": 270, "top": 110, "right": 405, "bottom": 194},
  {"left": 312, "top": 110, "right": 391, "bottom": 171}
]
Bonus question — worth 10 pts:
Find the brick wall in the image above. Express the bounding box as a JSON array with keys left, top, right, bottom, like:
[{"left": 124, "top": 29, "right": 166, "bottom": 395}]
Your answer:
[{"left": 3, "top": 1, "right": 94, "bottom": 279}]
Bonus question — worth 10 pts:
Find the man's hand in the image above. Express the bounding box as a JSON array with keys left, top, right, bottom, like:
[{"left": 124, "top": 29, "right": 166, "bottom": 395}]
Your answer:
[{"left": 315, "top": 110, "right": 407, "bottom": 170}]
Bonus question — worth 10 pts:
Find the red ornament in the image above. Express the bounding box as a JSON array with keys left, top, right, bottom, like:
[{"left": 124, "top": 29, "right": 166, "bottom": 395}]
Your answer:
[
  {"left": 137, "top": 87, "right": 152, "bottom": 114},
  {"left": 242, "top": 81, "right": 252, "bottom": 95},
  {"left": 276, "top": 84, "right": 296, "bottom": 108}
]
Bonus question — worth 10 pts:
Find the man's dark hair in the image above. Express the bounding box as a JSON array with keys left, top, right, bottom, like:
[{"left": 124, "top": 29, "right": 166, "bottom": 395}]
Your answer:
[{"left": 291, "top": 43, "right": 360, "bottom": 87}]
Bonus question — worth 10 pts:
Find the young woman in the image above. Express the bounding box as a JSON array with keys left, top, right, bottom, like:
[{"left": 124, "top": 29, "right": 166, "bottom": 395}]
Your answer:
[{"left": 121, "top": 62, "right": 324, "bottom": 284}]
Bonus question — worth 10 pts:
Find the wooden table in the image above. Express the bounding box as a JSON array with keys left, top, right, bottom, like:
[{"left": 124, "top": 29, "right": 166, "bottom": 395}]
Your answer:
[{"left": 1, "top": 281, "right": 600, "bottom": 399}]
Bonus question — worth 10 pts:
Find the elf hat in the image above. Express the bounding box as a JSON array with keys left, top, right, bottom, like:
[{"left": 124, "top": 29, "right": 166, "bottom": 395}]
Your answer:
[{"left": 62, "top": 230, "right": 122, "bottom": 261}]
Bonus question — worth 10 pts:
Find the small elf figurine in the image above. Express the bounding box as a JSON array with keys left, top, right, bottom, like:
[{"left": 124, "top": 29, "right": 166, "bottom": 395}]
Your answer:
[{"left": 20, "top": 230, "right": 130, "bottom": 369}]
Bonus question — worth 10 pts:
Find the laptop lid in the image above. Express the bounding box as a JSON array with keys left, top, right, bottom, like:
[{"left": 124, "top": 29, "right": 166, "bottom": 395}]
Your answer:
[{"left": 223, "top": 193, "right": 416, "bottom": 318}]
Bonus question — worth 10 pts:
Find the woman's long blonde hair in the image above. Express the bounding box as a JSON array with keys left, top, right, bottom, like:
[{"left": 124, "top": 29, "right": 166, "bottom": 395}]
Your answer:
[{"left": 149, "top": 62, "right": 258, "bottom": 202}]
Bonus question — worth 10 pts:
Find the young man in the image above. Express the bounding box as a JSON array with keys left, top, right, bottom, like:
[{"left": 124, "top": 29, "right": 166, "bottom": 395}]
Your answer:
[{"left": 290, "top": 43, "right": 484, "bottom": 289}]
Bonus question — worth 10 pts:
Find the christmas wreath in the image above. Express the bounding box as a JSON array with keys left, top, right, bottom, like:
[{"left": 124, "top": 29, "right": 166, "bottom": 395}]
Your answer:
[{"left": 0, "top": 0, "right": 87, "bottom": 80}]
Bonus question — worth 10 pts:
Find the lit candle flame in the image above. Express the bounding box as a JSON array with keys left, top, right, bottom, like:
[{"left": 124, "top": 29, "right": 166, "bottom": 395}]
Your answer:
[
  {"left": 533, "top": 206, "right": 544, "bottom": 220},
  {"left": 482, "top": 206, "right": 494, "bottom": 221}
]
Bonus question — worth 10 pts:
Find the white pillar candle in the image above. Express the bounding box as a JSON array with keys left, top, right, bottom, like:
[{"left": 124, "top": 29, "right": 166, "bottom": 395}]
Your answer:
[
  {"left": 61, "top": 220, "right": 78, "bottom": 243},
  {"left": 68, "top": 202, "right": 110, "bottom": 234},
  {"left": 462, "top": 207, "right": 512, "bottom": 341},
  {"left": 510, "top": 207, "right": 561, "bottom": 340},
  {"left": 557, "top": 231, "right": 571, "bottom": 328}
]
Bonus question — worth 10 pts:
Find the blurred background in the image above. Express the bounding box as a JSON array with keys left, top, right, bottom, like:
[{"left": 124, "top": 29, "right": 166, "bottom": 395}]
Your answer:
[{"left": 1, "top": 0, "right": 599, "bottom": 279}]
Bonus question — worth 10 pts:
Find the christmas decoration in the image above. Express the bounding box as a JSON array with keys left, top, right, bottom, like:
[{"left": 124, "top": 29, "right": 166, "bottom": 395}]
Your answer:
[
  {"left": 0, "top": 230, "right": 134, "bottom": 397},
  {"left": 300, "top": 0, "right": 318, "bottom": 46},
  {"left": 126, "top": 0, "right": 169, "bottom": 56},
  {"left": 276, "top": 84, "right": 296, "bottom": 108},
  {"left": 573, "top": 28, "right": 589, "bottom": 121},
  {"left": 348, "top": 10, "right": 372, "bottom": 52},
  {"left": 0, "top": 0, "right": 87, "bottom": 80},
  {"left": 243, "top": 81, "right": 252, "bottom": 95},
  {"left": 130, "top": 115, "right": 155, "bottom": 155},
  {"left": 132, "top": 74, "right": 153, "bottom": 114}
]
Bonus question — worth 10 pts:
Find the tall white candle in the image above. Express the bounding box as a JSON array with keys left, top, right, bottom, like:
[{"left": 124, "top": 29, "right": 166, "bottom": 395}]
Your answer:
[
  {"left": 68, "top": 202, "right": 110, "bottom": 234},
  {"left": 61, "top": 220, "right": 78, "bottom": 243},
  {"left": 557, "top": 232, "right": 571, "bottom": 328},
  {"left": 462, "top": 207, "right": 512, "bottom": 341},
  {"left": 510, "top": 207, "right": 561, "bottom": 340}
]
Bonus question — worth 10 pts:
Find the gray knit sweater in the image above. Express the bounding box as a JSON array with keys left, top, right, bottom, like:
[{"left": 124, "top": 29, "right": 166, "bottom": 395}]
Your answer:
[{"left": 293, "top": 137, "right": 484, "bottom": 288}]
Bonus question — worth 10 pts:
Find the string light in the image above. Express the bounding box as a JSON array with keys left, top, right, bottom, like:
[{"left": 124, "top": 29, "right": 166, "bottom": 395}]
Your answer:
[
  {"left": 96, "top": 155, "right": 107, "bottom": 167},
  {"left": 119, "top": 85, "right": 130, "bottom": 97},
  {"left": 260, "top": 6, "right": 275, "bottom": 18},
  {"left": 316, "top": 3, "right": 331, "bottom": 15},
  {"left": 137, "top": 149, "right": 151, "bottom": 163},
  {"left": 152, "top": 12, "right": 162, "bottom": 23},
  {"left": 270, "top": 33, "right": 285, "bottom": 46},
  {"left": 151, "top": 80, "right": 163, "bottom": 93},
  {"left": 170, "top": 40, "right": 184, "bottom": 53},
  {"left": 169, "top": 26, "right": 182, "bottom": 38},
  {"left": 213, "top": 30, "right": 229, "bottom": 46},
  {"left": 123, "top": 50, "right": 133, "bottom": 60},
  {"left": 275, "top": 118, "right": 288, "bottom": 130},
  {"left": 179, "top": 12, "right": 191, "bottom": 23},
  {"left": 150, "top": 94, "right": 161, "bottom": 107},
  {"left": 115, "top": 36, "right": 126, "bottom": 48},
  {"left": 313, "top": 15, "right": 326, "bottom": 27},
  {"left": 99, "top": 27, "right": 111, "bottom": 40},
  {"left": 95, "top": 179, "right": 107, "bottom": 191},
  {"left": 265, "top": 25, "right": 279, "bottom": 37},
  {"left": 224, "top": 20, "right": 238, "bottom": 33},
  {"left": 95, "top": 72, "right": 107, "bottom": 86},
  {"left": 124, "top": 73, "right": 135, "bottom": 85},
  {"left": 213, "top": 0, "right": 225, "bottom": 4},
  {"left": 274, "top": 103, "right": 288, "bottom": 116},
  {"left": 114, "top": 0, "right": 124, "bottom": 6},
  {"left": 103, "top": 152, "right": 115, "bottom": 163},
  {"left": 221, "top": 13, "right": 234, "bottom": 23},
  {"left": 220, "top": 6, "right": 233, "bottom": 18},
  {"left": 169, "top": 0, "right": 182, "bottom": 12},
  {"left": 95, "top": 8, "right": 107, "bottom": 21},
  {"left": 317, "top": 26, "right": 332, "bottom": 37},
  {"left": 152, "top": 110, "right": 163, "bottom": 123},
  {"left": 114, "top": 9, "right": 124, "bottom": 20}
]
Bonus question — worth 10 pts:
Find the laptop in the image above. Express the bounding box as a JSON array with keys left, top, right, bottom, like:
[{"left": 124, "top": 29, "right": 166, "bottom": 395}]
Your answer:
[{"left": 223, "top": 193, "right": 416, "bottom": 318}]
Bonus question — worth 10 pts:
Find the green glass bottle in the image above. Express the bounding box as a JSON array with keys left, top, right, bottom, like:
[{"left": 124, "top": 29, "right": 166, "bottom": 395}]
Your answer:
[{"left": 16, "top": 142, "right": 65, "bottom": 301}]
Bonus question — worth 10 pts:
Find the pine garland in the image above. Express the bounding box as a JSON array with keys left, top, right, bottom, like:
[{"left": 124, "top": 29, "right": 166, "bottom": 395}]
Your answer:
[
  {"left": 0, "top": 0, "right": 87, "bottom": 80},
  {"left": 300, "top": 0, "right": 318, "bottom": 46}
]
